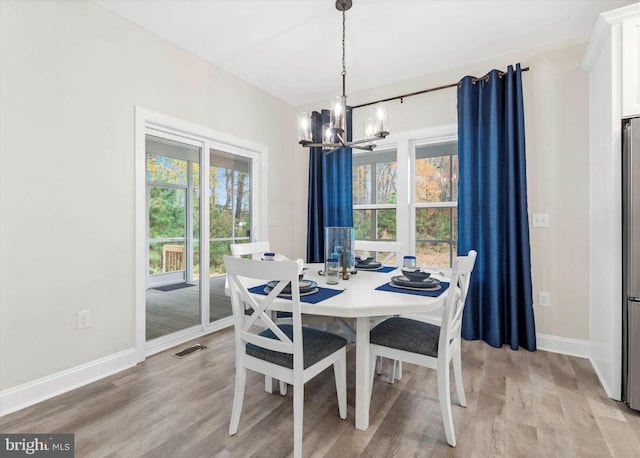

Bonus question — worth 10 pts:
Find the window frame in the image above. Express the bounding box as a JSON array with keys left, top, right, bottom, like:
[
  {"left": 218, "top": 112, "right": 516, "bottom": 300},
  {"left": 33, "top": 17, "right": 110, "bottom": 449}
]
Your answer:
[{"left": 352, "top": 124, "right": 457, "bottom": 265}]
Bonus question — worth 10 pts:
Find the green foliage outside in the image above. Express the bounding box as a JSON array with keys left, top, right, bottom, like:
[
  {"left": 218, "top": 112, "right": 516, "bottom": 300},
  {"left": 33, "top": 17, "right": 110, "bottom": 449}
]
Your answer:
[{"left": 147, "top": 154, "right": 250, "bottom": 277}]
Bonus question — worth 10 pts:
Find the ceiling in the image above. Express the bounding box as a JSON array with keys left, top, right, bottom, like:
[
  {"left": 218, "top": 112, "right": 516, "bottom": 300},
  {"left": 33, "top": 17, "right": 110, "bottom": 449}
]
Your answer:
[{"left": 95, "top": 0, "right": 636, "bottom": 106}]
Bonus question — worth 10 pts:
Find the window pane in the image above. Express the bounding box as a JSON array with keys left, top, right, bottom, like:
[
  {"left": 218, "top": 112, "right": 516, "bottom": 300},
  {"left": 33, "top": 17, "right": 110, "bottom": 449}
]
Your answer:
[
  {"left": 210, "top": 240, "right": 231, "bottom": 276},
  {"left": 452, "top": 207, "right": 458, "bottom": 242},
  {"left": 192, "top": 163, "right": 200, "bottom": 239},
  {"left": 415, "top": 141, "right": 457, "bottom": 203},
  {"left": 146, "top": 155, "right": 188, "bottom": 185},
  {"left": 354, "top": 209, "right": 396, "bottom": 240},
  {"left": 148, "top": 187, "right": 186, "bottom": 238},
  {"left": 451, "top": 155, "right": 459, "bottom": 201},
  {"left": 209, "top": 152, "right": 251, "bottom": 240},
  {"left": 416, "top": 242, "right": 452, "bottom": 268},
  {"left": 352, "top": 150, "right": 397, "bottom": 205},
  {"left": 353, "top": 164, "right": 372, "bottom": 205},
  {"left": 354, "top": 209, "right": 372, "bottom": 239},
  {"left": 375, "top": 162, "right": 397, "bottom": 204},
  {"left": 376, "top": 209, "right": 396, "bottom": 239},
  {"left": 416, "top": 207, "right": 452, "bottom": 240}
]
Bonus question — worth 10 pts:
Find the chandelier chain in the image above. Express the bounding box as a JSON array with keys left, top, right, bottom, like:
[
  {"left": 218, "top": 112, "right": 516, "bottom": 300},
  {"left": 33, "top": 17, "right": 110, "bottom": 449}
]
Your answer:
[{"left": 341, "top": 9, "right": 346, "bottom": 96}]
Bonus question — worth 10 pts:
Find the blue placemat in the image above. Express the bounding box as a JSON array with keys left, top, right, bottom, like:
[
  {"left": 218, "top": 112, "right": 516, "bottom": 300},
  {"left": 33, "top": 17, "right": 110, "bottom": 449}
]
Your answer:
[
  {"left": 356, "top": 265, "right": 397, "bottom": 273},
  {"left": 376, "top": 281, "right": 450, "bottom": 297},
  {"left": 248, "top": 284, "right": 345, "bottom": 304}
]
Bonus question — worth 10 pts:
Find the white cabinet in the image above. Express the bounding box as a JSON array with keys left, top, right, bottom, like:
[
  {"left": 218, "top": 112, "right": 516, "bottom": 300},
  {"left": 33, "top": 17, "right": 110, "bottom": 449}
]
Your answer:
[
  {"left": 622, "top": 15, "right": 640, "bottom": 117},
  {"left": 582, "top": 3, "right": 639, "bottom": 401}
]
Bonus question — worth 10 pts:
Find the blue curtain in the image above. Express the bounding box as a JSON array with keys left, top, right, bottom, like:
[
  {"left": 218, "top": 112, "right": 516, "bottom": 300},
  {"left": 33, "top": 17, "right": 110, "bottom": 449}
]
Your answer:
[
  {"left": 306, "top": 109, "right": 353, "bottom": 262},
  {"left": 457, "top": 63, "right": 536, "bottom": 351}
]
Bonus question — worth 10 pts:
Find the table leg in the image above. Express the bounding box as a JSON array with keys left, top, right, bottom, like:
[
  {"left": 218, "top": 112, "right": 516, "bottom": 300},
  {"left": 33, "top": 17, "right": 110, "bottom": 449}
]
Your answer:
[{"left": 355, "top": 316, "right": 370, "bottom": 430}]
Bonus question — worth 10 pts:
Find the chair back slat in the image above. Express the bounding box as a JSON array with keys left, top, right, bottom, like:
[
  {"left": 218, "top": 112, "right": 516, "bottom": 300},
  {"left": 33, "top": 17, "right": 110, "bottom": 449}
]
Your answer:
[
  {"left": 233, "top": 277, "right": 287, "bottom": 335},
  {"left": 224, "top": 255, "right": 302, "bottom": 358},
  {"left": 440, "top": 250, "right": 477, "bottom": 348}
]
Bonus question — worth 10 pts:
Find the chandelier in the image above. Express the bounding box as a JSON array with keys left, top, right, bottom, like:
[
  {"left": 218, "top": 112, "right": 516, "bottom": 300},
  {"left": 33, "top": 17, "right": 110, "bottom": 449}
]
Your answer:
[{"left": 297, "top": 0, "right": 389, "bottom": 153}]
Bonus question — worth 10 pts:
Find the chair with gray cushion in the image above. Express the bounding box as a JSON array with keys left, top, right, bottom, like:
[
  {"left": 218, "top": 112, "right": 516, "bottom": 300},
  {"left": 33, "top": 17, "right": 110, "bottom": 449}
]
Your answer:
[
  {"left": 224, "top": 255, "right": 347, "bottom": 458},
  {"left": 368, "top": 250, "right": 477, "bottom": 447}
]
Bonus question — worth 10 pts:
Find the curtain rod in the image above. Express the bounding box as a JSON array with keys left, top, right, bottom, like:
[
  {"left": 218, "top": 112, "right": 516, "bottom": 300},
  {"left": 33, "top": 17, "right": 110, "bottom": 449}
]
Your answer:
[{"left": 352, "top": 66, "right": 530, "bottom": 109}]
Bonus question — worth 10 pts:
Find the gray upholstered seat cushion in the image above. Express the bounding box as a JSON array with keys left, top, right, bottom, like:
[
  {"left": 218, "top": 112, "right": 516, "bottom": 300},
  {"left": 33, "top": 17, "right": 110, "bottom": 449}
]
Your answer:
[
  {"left": 246, "top": 325, "right": 347, "bottom": 369},
  {"left": 370, "top": 317, "right": 440, "bottom": 357}
]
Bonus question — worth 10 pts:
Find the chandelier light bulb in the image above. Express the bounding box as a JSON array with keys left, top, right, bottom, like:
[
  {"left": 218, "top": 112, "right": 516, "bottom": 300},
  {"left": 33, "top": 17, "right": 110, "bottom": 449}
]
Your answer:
[
  {"left": 297, "top": 112, "right": 312, "bottom": 143},
  {"left": 373, "top": 103, "right": 389, "bottom": 137},
  {"left": 329, "top": 95, "right": 347, "bottom": 134},
  {"left": 323, "top": 123, "right": 332, "bottom": 147}
]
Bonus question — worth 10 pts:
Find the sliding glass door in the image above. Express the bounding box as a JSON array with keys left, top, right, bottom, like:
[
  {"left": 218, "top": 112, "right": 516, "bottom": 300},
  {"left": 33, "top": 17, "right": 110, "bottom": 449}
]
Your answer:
[
  {"left": 136, "top": 108, "right": 266, "bottom": 355},
  {"left": 145, "top": 135, "right": 201, "bottom": 341}
]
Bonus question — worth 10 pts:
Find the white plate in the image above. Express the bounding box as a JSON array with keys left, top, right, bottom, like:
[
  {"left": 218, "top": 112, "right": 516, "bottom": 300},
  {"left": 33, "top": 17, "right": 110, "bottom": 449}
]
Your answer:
[
  {"left": 391, "top": 275, "right": 440, "bottom": 289},
  {"left": 264, "top": 286, "right": 319, "bottom": 297},
  {"left": 389, "top": 282, "right": 441, "bottom": 292}
]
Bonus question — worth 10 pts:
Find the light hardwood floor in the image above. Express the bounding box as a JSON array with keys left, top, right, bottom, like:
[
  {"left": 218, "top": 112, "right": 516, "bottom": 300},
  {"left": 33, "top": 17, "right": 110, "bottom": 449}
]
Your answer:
[{"left": 2, "top": 328, "right": 639, "bottom": 457}]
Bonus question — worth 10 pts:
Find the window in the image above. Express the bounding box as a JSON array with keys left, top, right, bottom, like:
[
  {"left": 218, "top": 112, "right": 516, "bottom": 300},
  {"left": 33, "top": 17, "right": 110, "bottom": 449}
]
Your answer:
[{"left": 352, "top": 126, "right": 458, "bottom": 267}]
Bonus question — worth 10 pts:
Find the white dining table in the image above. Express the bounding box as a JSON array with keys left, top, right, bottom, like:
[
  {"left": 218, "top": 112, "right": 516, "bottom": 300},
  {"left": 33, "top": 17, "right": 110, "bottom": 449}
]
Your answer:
[{"left": 234, "top": 262, "right": 448, "bottom": 431}]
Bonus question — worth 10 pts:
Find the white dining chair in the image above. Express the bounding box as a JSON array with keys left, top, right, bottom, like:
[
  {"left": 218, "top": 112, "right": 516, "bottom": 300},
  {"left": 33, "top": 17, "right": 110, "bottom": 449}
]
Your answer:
[
  {"left": 368, "top": 249, "right": 477, "bottom": 447},
  {"left": 354, "top": 239, "right": 404, "bottom": 382},
  {"left": 354, "top": 240, "right": 402, "bottom": 267},
  {"left": 224, "top": 255, "right": 347, "bottom": 458},
  {"left": 230, "top": 240, "right": 271, "bottom": 259},
  {"left": 230, "top": 240, "right": 291, "bottom": 394}
]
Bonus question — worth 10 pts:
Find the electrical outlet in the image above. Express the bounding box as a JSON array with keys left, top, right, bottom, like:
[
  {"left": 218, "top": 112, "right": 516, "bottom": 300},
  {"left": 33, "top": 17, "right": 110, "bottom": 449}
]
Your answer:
[
  {"left": 539, "top": 292, "right": 551, "bottom": 307},
  {"left": 532, "top": 213, "right": 550, "bottom": 227},
  {"left": 77, "top": 310, "right": 91, "bottom": 330}
]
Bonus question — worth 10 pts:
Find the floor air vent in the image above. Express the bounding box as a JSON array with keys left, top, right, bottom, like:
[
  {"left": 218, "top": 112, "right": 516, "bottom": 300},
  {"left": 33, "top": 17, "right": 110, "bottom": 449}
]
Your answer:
[{"left": 172, "top": 344, "right": 207, "bottom": 359}]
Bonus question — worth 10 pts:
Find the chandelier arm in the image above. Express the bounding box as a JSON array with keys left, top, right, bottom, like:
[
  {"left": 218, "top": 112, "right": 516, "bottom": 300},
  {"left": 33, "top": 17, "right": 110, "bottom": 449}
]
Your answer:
[{"left": 351, "top": 144, "right": 375, "bottom": 151}]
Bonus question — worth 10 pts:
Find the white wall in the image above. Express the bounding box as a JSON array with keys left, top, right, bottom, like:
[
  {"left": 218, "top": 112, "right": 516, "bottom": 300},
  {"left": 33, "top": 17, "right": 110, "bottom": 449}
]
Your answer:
[
  {"left": 298, "top": 37, "right": 592, "bottom": 345},
  {"left": 0, "top": 0, "right": 299, "bottom": 391}
]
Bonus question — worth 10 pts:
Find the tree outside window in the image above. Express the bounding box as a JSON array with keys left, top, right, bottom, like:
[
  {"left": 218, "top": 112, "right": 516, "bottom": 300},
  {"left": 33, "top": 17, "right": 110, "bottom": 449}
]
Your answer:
[{"left": 415, "top": 141, "right": 458, "bottom": 267}]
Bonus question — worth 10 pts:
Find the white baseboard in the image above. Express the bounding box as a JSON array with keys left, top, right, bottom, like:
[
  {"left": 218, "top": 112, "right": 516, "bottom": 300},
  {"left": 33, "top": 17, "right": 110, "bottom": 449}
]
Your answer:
[
  {"left": 0, "top": 348, "right": 139, "bottom": 417},
  {"left": 403, "top": 314, "right": 591, "bottom": 358},
  {"left": 589, "top": 357, "right": 619, "bottom": 400},
  {"left": 535, "top": 333, "right": 590, "bottom": 358}
]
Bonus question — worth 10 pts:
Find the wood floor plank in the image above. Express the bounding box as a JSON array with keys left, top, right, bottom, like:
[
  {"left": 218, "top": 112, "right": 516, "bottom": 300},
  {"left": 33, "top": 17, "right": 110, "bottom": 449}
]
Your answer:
[{"left": 2, "top": 328, "right": 639, "bottom": 458}]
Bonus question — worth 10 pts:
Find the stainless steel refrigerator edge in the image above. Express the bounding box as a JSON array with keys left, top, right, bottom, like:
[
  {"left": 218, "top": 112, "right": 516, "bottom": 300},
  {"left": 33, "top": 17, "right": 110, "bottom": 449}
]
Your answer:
[{"left": 622, "top": 117, "right": 640, "bottom": 410}]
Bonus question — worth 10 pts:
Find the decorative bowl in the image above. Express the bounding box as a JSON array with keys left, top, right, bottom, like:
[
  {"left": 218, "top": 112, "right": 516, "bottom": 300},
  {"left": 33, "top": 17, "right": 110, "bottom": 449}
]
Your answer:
[{"left": 401, "top": 268, "right": 431, "bottom": 282}]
